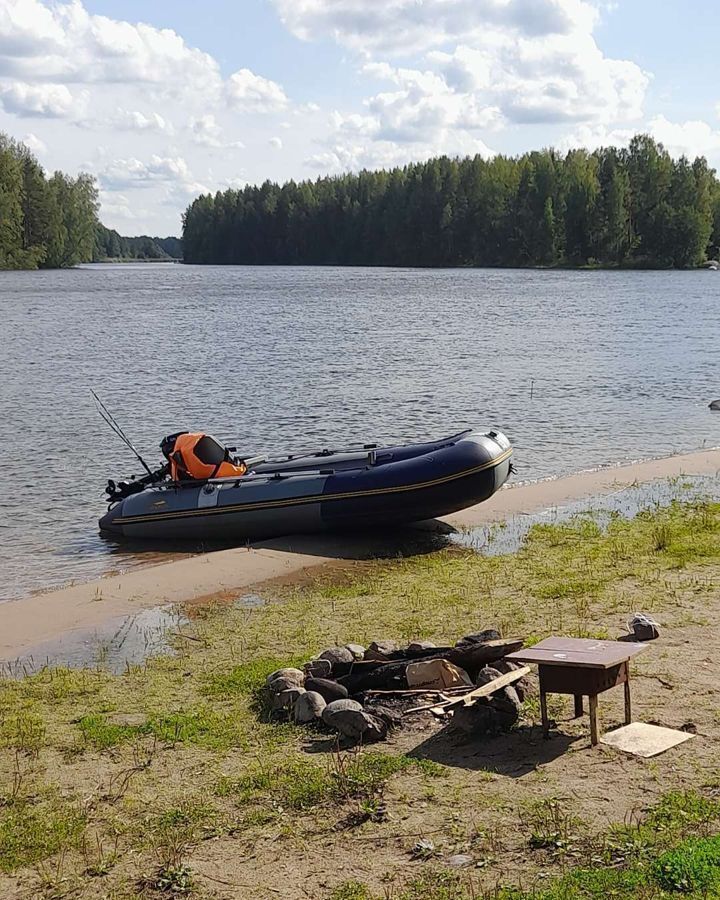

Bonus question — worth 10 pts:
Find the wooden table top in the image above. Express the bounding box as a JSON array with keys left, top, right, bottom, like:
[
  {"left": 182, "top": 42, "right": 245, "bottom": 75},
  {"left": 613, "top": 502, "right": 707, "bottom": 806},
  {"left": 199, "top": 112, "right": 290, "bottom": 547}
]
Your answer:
[{"left": 506, "top": 637, "right": 649, "bottom": 670}]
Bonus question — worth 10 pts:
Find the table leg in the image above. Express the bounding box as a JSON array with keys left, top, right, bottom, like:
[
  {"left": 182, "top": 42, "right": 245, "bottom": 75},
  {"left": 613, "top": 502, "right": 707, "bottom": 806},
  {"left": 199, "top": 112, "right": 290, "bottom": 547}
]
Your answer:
[
  {"left": 589, "top": 694, "right": 599, "bottom": 746},
  {"left": 540, "top": 689, "right": 549, "bottom": 738},
  {"left": 574, "top": 694, "right": 584, "bottom": 718},
  {"left": 624, "top": 675, "right": 632, "bottom": 725}
]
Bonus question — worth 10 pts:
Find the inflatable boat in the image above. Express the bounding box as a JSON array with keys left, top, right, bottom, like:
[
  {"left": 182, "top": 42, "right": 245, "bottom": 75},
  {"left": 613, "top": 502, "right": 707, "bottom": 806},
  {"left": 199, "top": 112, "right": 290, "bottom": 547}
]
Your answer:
[{"left": 99, "top": 428, "right": 512, "bottom": 541}]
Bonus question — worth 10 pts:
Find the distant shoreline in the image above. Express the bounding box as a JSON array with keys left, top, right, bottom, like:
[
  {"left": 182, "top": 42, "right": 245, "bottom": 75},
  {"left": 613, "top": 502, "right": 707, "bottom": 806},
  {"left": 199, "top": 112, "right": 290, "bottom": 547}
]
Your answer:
[{"left": 91, "top": 257, "right": 181, "bottom": 264}]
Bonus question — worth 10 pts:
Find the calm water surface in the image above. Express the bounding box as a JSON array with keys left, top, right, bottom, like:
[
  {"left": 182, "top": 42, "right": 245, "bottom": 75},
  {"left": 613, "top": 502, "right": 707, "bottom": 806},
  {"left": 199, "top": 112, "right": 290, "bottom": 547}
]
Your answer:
[{"left": 1, "top": 264, "right": 719, "bottom": 602}]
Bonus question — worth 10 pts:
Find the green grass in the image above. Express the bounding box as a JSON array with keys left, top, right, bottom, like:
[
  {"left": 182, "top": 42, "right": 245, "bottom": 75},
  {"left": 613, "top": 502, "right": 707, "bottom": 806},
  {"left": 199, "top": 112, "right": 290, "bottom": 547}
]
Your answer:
[
  {"left": 215, "top": 752, "right": 442, "bottom": 810},
  {"left": 0, "top": 799, "right": 86, "bottom": 873},
  {"left": 77, "top": 707, "right": 249, "bottom": 751},
  {"left": 203, "top": 656, "right": 306, "bottom": 698}
]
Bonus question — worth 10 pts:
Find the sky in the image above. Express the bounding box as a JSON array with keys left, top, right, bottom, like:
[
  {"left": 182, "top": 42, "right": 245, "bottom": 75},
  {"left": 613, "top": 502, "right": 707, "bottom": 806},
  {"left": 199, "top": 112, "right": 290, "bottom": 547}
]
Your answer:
[{"left": 2, "top": 0, "right": 720, "bottom": 236}]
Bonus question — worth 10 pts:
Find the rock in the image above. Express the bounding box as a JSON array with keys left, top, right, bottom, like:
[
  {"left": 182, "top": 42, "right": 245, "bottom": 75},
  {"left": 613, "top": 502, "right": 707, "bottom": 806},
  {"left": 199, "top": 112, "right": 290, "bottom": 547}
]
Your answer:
[
  {"left": 513, "top": 677, "right": 532, "bottom": 702},
  {"left": 475, "top": 666, "right": 503, "bottom": 687},
  {"left": 446, "top": 855, "right": 474, "bottom": 869},
  {"left": 406, "top": 640, "right": 437, "bottom": 656},
  {"left": 305, "top": 677, "right": 349, "bottom": 703},
  {"left": 266, "top": 667, "right": 304, "bottom": 686},
  {"left": 267, "top": 675, "right": 306, "bottom": 693},
  {"left": 366, "top": 705, "right": 402, "bottom": 731},
  {"left": 362, "top": 713, "right": 390, "bottom": 743},
  {"left": 345, "top": 643, "right": 366, "bottom": 660},
  {"left": 492, "top": 693, "right": 521, "bottom": 731},
  {"left": 304, "top": 659, "right": 332, "bottom": 679},
  {"left": 293, "top": 691, "right": 326, "bottom": 724},
  {"left": 321, "top": 699, "right": 388, "bottom": 742},
  {"left": 451, "top": 702, "right": 497, "bottom": 735},
  {"left": 271, "top": 687, "right": 306, "bottom": 711},
  {"left": 492, "top": 659, "right": 523, "bottom": 674},
  {"left": 455, "top": 629, "right": 501, "bottom": 648},
  {"left": 365, "top": 640, "right": 400, "bottom": 661},
  {"left": 502, "top": 685, "right": 522, "bottom": 712},
  {"left": 322, "top": 699, "right": 366, "bottom": 739},
  {"left": 451, "top": 695, "right": 519, "bottom": 735},
  {"left": 319, "top": 646, "right": 355, "bottom": 666}
]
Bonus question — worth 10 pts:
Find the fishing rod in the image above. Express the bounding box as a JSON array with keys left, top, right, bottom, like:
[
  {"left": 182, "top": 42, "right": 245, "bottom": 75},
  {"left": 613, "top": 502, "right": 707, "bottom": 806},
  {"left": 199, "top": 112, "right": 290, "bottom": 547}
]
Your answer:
[{"left": 91, "top": 390, "right": 154, "bottom": 476}]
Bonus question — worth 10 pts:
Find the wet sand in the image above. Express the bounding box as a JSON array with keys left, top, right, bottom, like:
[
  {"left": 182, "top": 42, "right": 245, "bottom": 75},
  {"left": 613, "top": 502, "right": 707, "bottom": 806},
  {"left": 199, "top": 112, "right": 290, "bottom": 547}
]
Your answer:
[{"left": 2, "top": 447, "right": 719, "bottom": 663}]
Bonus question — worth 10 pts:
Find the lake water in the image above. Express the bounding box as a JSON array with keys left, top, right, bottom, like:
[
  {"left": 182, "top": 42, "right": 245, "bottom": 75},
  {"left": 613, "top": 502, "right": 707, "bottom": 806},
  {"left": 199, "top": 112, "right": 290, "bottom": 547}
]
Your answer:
[{"left": 1, "top": 263, "right": 719, "bottom": 602}]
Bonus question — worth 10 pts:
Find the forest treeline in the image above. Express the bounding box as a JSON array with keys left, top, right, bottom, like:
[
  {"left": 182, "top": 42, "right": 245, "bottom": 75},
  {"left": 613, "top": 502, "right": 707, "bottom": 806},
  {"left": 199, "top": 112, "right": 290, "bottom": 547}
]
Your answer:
[
  {"left": 93, "top": 226, "right": 182, "bottom": 261},
  {"left": 0, "top": 133, "right": 99, "bottom": 269},
  {"left": 0, "top": 133, "right": 181, "bottom": 270},
  {"left": 182, "top": 136, "right": 720, "bottom": 269}
]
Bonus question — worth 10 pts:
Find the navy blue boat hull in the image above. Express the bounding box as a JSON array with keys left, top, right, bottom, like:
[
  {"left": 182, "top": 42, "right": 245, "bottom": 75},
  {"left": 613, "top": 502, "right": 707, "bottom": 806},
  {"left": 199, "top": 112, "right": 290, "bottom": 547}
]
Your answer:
[{"left": 99, "top": 429, "right": 512, "bottom": 541}]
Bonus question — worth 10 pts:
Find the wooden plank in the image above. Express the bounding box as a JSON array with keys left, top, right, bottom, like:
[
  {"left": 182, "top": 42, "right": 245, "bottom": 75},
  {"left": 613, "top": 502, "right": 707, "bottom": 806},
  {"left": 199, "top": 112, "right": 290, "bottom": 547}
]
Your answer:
[{"left": 404, "top": 666, "right": 530, "bottom": 714}]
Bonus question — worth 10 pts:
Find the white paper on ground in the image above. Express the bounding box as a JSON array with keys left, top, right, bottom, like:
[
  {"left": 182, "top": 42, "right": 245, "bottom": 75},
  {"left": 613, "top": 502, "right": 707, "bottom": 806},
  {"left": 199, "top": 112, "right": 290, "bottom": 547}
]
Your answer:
[{"left": 600, "top": 722, "right": 694, "bottom": 758}]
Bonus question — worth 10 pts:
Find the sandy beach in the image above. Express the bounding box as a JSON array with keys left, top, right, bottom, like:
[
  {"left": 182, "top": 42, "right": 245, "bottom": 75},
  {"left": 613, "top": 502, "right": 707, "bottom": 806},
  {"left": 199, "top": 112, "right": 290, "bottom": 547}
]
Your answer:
[{"left": 2, "top": 447, "right": 719, "bottom": 663}]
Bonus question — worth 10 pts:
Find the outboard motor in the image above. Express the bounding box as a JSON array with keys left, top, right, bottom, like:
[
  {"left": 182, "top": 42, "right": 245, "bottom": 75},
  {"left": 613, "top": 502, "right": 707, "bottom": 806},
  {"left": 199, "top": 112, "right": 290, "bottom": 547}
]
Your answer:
[{"left": 105, "top": 464, "right": 169, "bottom": 505}]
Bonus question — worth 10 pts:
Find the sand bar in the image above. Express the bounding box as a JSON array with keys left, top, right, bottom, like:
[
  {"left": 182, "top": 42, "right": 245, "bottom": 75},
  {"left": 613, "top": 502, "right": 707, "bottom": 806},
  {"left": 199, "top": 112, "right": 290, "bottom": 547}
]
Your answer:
[{"left": 2, "top": 447, "right": 719, "bottom": 661}]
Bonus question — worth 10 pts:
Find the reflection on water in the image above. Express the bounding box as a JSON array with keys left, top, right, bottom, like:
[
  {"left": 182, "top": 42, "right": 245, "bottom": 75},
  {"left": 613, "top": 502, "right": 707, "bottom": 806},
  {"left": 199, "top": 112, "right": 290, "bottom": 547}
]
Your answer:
[
  {"left": 0, "top": 606, "right": 188, "bottom": 675},
  {"left": 1, "top": 264, "right": 720, "bottom": 601}
]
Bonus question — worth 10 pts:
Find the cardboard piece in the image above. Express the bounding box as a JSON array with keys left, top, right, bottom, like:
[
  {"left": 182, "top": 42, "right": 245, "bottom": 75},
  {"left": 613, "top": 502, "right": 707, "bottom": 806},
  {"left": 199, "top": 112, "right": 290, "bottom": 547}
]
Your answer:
[{"left": 600, "top": 722, "right": 694, "bottom": 758}]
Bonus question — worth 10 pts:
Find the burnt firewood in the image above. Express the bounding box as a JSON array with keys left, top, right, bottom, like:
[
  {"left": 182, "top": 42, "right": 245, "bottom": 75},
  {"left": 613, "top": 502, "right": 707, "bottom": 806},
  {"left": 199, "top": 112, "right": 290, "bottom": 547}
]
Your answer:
[{"left": 338, "top": 639, "right": 523, "bottom": 694}]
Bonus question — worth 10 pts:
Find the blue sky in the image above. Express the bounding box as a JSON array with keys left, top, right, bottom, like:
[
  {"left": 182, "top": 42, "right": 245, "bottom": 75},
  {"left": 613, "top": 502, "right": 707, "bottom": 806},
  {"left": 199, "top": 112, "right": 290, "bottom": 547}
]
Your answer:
[{"left": 2, "top": 0, "right": 719, "bottom": 235}]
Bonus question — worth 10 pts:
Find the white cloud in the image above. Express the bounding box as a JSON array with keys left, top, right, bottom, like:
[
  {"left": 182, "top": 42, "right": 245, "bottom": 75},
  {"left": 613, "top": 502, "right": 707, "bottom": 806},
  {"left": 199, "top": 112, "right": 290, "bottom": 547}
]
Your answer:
[
  {"left": 284, "top": 0, "right": 648, "bottom": 175},
  {"left": 0, "top": 0, "right": 221, "bottom": 93},
  {"left": 78, "top": 108, "right": 173, "bottom": 134},
  {"left": 97, "top": 154, "right": 205, "bottom": 192},
  {"left": 646, "top": 115, "right": 720, "bottom": 161},
  {"left": 226, "top": 68, "right": 288, "bottom": 112},
  {"left": 556, "top": 123, "right": 635, "bottom": 153},
  {"left": 189, "top": 114, "right": 244, "bottom": 149},
  {"left": 268, "top": 136, "right": 283, "bottom": 149},
  {"left": 97, "top": 189, "right": 137, "bottom": 221},
  {"left": 22, "top": 132, "right": 47, "bottom": 154},
  {"left": 0, "top": 80, "right": 74, "bottom": 117},
  {"left": 272, "top": 0, "right": 598, "bottom": 54},
  {"left": 113, "top": 109, "right": 171, "bottom": 133}
]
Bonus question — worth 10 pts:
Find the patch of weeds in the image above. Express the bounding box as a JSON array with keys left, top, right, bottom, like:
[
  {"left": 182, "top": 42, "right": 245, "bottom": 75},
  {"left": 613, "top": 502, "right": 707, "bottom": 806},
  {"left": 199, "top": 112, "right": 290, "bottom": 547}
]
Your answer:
[
  {"left": 216, "top": 751, "right": 438, "bottom": 811},
  {"left": 0, "top": 799, "right": 86, "bottom": 873},
  {"left": 149, "top": 708, "right": 246, "bottom": 750},
  {"left": 645, "top": 790, "right": 720, "bottom": 834},
  {"left": 395, "top": 870, "right": 472, "bottom": 899},
  {"left": 77, "top": 714, "right": 151, "bottom": 750},
  {"left": 522, "top": 798, "right": 584, "bottom": 852},
  {"left": 652, "top": 834, "right": 720, "bottom": 893},
  {"left": 203, "top": 656, "right": 304, "bottom": 699},
  {"left": 651, "top": 522, "right": 673, "bottom": 552},
  {"left": 77, "top": 708, "right": 246, "bottom": 752},
  {"left": 532, "top": 866, "right": 650, "bottom": 899},
  {"left": 140, "top": 801, "right": 218, "bottom": 888},
  {"left": 152, "top": 863, "right": 194, "bottom": 895},
  {"left": 0, "top": 709, "right": 46, "bottom": 755},
  {"left": 329, "top": 880, "right": 376, "bottom": 900}
]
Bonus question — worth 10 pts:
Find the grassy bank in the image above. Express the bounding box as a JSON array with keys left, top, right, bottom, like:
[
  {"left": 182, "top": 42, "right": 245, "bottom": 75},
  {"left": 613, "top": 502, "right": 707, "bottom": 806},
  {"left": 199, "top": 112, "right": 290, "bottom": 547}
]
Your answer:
[{"left": 1, "top": 495, "right": 720, "bottom": 898}]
